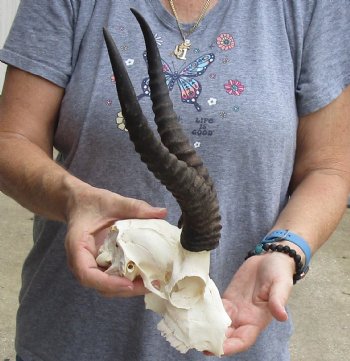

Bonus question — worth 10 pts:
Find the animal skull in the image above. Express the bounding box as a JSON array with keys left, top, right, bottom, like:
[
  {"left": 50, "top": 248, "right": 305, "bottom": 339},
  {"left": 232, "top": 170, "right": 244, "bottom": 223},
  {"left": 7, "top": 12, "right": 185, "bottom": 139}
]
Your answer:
[
  {"left": 96, "top": 219, "right": 231, "bottom": 356},
  {"left": 101, "top": 10, "right": 228, "bottom": 355}
]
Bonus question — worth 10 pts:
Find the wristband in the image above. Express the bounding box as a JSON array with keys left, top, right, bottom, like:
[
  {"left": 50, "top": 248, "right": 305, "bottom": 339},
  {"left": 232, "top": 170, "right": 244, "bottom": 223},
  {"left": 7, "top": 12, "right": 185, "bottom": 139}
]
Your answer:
[
  {"left": 260, "top": 230, "right": 311, "bottom": 269},
  {"left": 245, "top": 229, "right": 311, "bottom": 284}
]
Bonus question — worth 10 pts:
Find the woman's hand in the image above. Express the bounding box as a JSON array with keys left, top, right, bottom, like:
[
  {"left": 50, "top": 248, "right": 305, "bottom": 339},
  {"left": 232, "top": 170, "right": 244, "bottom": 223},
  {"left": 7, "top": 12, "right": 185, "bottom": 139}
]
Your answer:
[
  {"left": 64, "top": 184, "right": 167, "bottom": 297},
  {"left": 221, "top": 253, "right": 294, "bottom": 355},
  {"left": 0, "top": 67, "right": 166, "bottom": 297}
]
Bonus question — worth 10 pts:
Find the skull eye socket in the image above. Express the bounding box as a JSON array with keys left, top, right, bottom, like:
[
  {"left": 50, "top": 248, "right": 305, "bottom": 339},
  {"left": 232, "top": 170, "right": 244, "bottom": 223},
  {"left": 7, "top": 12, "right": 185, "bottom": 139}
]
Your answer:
[{"left": 127, "top": 261, "right": 135, "bottom": 272}]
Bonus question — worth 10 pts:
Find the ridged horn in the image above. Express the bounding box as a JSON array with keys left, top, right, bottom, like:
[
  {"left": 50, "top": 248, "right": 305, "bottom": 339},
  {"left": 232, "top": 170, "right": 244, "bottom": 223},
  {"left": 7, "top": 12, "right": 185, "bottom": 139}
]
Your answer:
[
  {"left": 130, "top": 9, "right": 212, "bottom": 185},
  {"left": 103, "top": 9, "right": 221, "bottom": 251}
]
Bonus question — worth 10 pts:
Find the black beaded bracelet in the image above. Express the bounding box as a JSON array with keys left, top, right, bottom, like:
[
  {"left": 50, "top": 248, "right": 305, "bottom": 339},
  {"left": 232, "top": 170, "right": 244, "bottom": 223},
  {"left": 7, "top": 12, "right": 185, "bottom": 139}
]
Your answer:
[{"left": 245, "top": 243, "right": 309, "bottom": 284}]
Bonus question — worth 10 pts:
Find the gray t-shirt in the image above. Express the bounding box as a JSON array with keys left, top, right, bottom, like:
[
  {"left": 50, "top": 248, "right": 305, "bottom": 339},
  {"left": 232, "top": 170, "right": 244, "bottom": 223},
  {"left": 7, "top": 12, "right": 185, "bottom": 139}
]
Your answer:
[{"left": 1, "top": 1, "right": 349, "bottom": 360}]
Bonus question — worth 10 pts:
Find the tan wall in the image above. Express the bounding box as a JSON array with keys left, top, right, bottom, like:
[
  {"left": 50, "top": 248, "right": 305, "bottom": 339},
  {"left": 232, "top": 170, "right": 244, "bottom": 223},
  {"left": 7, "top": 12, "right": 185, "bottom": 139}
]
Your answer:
[{"left": 0, "top": 0, "right": 20, "bottom": 92}]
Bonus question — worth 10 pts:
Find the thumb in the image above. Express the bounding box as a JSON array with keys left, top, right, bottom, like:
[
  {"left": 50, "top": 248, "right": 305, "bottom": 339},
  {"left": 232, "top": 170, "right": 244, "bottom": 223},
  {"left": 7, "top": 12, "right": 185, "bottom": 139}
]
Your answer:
[
  {"left": 117, "top": 196, "right": 167, "bottom": 220},
  {"left": 268, "top": 278, "right": 293, "bottom": 322}
]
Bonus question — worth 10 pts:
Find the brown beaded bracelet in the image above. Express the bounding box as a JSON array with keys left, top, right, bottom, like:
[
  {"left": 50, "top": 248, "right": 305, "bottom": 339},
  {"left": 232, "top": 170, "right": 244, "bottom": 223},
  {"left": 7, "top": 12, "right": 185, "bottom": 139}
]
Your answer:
[{"left": 245, "top": 243, "right": 309, "bottom": 284}]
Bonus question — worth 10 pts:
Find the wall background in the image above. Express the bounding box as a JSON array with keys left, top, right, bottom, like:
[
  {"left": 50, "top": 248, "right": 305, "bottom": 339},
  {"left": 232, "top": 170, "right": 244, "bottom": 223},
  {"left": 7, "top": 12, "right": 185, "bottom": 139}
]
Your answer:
[{"left": 0, "top": 0, "right": 20, "bottom": 92}]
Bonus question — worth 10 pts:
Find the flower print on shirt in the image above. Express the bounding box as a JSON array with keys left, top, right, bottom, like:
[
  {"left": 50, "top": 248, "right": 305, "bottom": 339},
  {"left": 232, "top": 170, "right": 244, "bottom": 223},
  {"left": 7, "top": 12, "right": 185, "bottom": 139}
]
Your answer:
[
  {"left": 207, "top": 97, "right": 217, "bottom": 106},
  {"left": 125, "top": 58, "right": 134, "bottom": 66},
  {"left": 224, "top": 79, "right": 245, "bottom": 96},
  {"left": 221, "top": 56, "right": 230, "bottom": 64},
  {"left": 216, "top": 33, "right": 235, "bottom": 51},
  {"left": 116, "top": 111, "right": 128, "bottom": 132},
  {"left": 137, "top": 51, "right": 215, "bottom": 111},
  {"left": 154, "top": 33, "right": 163, "bottom": 46}
]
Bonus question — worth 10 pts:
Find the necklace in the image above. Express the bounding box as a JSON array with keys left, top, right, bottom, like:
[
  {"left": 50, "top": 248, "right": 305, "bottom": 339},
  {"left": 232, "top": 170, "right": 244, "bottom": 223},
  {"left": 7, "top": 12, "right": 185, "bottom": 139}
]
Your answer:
[{"left": 169, "top": 0, "right": 212, "bottom": 60}]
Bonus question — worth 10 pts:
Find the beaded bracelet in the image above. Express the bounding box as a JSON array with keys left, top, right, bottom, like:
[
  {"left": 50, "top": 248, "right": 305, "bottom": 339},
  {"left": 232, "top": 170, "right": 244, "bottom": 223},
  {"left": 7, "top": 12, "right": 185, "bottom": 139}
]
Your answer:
[{"left": 245, "top": 242, "right": 309, "bottom": 284}]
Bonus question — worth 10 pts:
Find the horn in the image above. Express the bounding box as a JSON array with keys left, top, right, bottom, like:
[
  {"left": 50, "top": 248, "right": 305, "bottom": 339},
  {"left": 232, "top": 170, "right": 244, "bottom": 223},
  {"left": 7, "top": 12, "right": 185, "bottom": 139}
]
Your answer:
[
  {"left": 130, "top": 9, "right": 212, "bottom": 184},
  {"left": 103, "top": 9, "right": 221, "bottom": 251}
]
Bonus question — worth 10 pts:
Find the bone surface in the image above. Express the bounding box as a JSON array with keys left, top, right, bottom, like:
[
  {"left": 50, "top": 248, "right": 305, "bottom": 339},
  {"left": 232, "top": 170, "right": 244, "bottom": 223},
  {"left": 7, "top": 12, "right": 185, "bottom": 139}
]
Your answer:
[{"left": 96, "top": 219, "right": 231, "bottom": 356}]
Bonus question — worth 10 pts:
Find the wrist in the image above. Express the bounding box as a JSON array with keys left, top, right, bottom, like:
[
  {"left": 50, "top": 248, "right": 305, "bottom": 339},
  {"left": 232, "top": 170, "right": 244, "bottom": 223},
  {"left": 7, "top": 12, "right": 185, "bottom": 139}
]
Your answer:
[
  {"left": 245, "top": 229, "right": 311, "bottom": 284},
  {"left": 63, "top": 174, "right": 94, "bottom": 223},
  {"left": 261, "top": 250, "right": 296, "bottom": 274}
]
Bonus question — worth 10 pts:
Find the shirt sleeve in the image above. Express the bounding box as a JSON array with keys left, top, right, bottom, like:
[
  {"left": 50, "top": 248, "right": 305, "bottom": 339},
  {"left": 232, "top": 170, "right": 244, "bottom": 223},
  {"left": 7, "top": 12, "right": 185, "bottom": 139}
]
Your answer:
[
  {"left": 0, "top": 0, "right": 76, "bottom": 88},
  {"left": 296, "top": 1, "right": 350, "bottom": 116}
]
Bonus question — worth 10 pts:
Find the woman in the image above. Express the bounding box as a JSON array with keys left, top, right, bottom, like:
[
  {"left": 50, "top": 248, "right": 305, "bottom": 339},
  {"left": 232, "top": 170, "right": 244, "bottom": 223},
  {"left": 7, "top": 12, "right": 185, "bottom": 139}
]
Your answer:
[{"left": 0, "top": 0, "right": 349, "bottom": 360}]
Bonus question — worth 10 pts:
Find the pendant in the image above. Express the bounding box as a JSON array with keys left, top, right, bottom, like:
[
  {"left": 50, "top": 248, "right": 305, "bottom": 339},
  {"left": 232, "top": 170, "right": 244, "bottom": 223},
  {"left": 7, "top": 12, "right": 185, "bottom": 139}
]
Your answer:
[{"left": 174, "top": 39, "right": 191, "bottom": 60}]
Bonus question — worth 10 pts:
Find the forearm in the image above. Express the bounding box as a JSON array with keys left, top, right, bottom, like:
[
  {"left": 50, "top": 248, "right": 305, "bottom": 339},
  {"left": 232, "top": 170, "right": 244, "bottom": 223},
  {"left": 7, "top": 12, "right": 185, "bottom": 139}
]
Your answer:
[
  {"left": 272, "top": 169, "right": 349, "bottom": 255},
  {"left": 0, "top": 133, "right": 89, "bottom": 222},
  {"left": 271, "top": 86, "right": 350, "bottom": 258}
]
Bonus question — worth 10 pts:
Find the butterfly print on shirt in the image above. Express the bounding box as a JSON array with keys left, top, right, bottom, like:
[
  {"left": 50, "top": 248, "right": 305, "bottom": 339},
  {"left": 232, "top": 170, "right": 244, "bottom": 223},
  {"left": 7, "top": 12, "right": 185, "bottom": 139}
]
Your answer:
[{"left": 137, "top": 52, "right": 215, "bottom": 111}]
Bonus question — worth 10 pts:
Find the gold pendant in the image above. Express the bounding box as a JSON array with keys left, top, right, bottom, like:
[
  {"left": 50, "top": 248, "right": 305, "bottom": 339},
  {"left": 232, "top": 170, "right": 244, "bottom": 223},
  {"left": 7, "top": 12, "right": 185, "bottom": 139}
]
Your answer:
[{"left": 174, "top": 39, "right": 191, "bottom": 60}]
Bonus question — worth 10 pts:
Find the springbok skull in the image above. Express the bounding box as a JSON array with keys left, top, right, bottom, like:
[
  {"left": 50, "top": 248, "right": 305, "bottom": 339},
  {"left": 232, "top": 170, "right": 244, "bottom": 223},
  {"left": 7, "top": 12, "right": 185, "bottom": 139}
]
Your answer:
[
  {"left": 100, "top": 8, "right": 230, "bottom": 356},
  {"left": 96, "top": 220, "right": 231, "bottom": 356}
]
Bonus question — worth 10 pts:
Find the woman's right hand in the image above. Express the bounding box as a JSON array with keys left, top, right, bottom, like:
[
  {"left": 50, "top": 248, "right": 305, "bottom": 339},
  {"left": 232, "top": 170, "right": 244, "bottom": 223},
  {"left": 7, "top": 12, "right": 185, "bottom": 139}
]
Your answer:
[{"left": 64, "top": 184, "right": 167, "bottom": 297}]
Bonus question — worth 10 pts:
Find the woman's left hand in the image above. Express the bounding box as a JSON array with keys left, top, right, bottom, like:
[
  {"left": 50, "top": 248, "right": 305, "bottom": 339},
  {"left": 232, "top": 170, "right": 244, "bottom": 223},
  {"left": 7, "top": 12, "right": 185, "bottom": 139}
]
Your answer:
[{"left": 221, "top": 252, "right": 295, "bottom": 356}]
